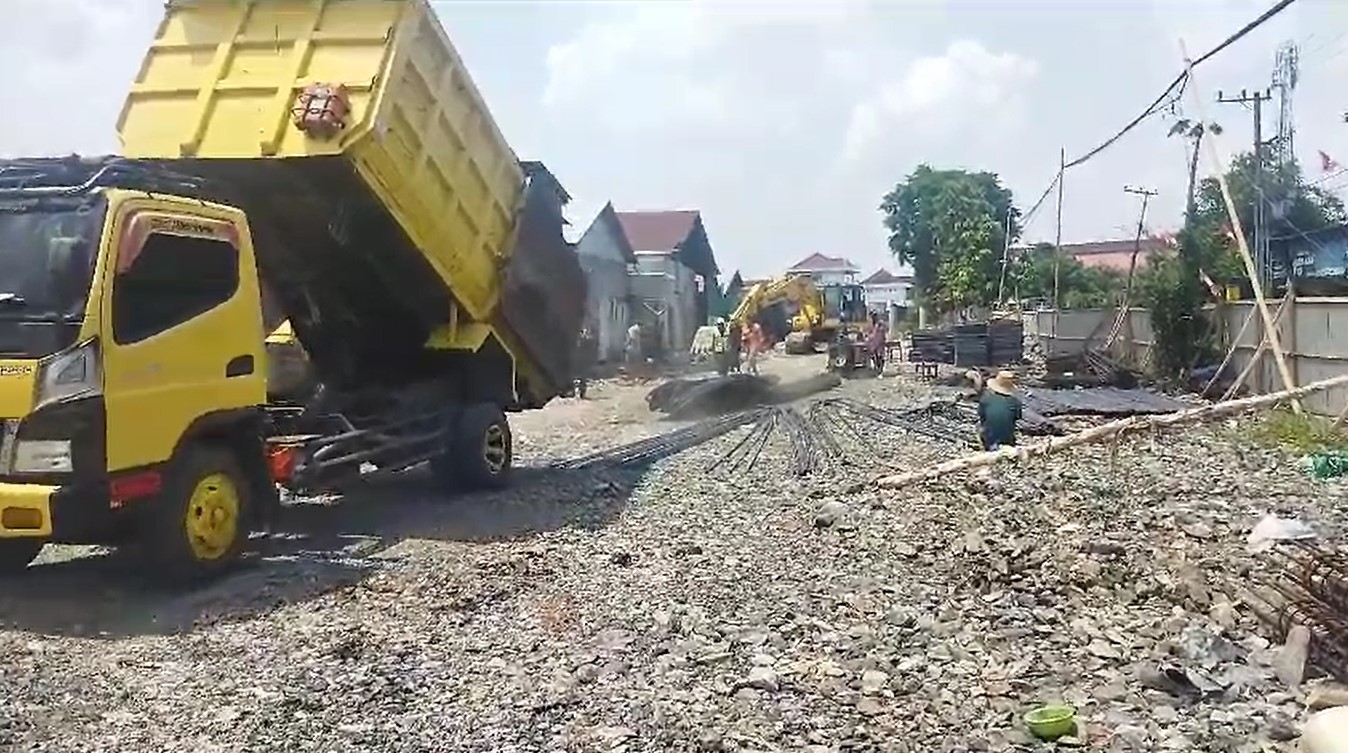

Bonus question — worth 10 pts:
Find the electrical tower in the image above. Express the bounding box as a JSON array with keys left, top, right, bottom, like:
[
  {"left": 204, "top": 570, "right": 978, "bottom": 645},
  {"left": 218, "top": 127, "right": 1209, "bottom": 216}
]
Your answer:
[
  {"left": 1272, "top": 41, "right": 1299, "bottom": 166},
  {"left": 1271, "top": 41, "right": 1299, "bottom": 286}
]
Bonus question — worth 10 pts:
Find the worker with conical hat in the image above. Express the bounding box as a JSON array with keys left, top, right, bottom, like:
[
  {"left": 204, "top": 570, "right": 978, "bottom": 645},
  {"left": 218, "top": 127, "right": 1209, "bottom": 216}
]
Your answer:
[{"left": 977, "top": 369, "right": 1022, "bottom": 450}]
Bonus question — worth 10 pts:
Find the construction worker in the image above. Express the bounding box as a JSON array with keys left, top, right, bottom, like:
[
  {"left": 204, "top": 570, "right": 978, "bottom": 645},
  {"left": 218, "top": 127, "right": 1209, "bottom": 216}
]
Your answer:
[
  {"left": 726, "top": 322, "right": 742, "bottom": 374},
  {"left": 574, "top": 326, "right": 597, "bottom": 398},
  {"left": 624, "top": 321, "right": 643, "bottom": 371},
  {"left": 744, "top": 321, "right": 765, "bottom": 375},
  {"left": 977, "top": 369, "right": 1023, "bottom": 450},
  {"left": 865, "top": 313, "right": 887, "bottom": 374},
  {"left": 712, "top": 318, "right": 731, "bottom": 376}
]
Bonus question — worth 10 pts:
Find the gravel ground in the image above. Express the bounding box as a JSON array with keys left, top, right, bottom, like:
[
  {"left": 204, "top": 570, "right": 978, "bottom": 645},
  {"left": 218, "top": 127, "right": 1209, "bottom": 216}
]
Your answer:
[{"left": 1, "top": 351, "right": 1345, "bottom": 752}]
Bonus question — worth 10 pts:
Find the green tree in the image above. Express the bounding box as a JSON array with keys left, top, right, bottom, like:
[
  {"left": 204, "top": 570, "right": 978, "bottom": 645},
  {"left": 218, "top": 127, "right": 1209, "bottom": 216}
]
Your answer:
[
  {"left": 1139, "top": 242, "right": 1212, "bottom": 380},
  {"left": 880, "top": 166, "right": 1020, "bottom": 313},
  {"left": 1166, "top": 118, "right": 1222, "bottom": 218},
  {"left": 1012, "top": 242, "right": 1120, "bottom": 308},
  {"left": 1188, "top": 151, "right": 1346, "bottom": 279},
  {"left": 1135, "top": 150, "right": 1346, "bottom": 380}
]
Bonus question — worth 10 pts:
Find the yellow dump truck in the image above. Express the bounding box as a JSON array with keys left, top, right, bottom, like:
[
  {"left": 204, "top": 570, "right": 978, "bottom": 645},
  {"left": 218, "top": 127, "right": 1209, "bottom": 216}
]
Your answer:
[{"left": 0, "top": 0, "right": 586, "bottom": 580}]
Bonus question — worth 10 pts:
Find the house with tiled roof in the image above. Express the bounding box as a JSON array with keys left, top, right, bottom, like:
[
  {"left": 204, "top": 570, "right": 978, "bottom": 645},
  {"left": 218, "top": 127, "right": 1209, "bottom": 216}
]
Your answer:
[
  {"left": 860, "top": 268, "right": 914, "bottom": 312},
  {"left": 1060, "top": 238, "right": 1173, "bottom": 272},
  {"left": 613, "top": 209, "right": 720, "bottom": 356},
  {"left": 787, "top": 253, "right": 860, "bottom": 287}
]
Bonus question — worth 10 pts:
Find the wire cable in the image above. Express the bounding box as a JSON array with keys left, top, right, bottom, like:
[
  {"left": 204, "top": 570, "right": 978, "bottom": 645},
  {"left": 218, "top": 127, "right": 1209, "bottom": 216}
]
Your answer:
[{"left": 1019, "top": 0, "right": 1303, "bottom": 230}]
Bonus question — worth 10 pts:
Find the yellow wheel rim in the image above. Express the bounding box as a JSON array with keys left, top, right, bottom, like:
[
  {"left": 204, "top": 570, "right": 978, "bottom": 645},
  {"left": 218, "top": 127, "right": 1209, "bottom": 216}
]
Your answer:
[
  {"left": 482, "top": 423, "right": 507, "bottom": 474},
  {"left": 185, "top": 473, "right": 241, "bottom": 562}
]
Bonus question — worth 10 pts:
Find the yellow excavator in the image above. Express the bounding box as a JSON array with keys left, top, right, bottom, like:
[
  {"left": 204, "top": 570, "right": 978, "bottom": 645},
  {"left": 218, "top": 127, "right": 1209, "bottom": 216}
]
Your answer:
[{"left": 727, "top": 275, "right": 868, "bottom": 355}]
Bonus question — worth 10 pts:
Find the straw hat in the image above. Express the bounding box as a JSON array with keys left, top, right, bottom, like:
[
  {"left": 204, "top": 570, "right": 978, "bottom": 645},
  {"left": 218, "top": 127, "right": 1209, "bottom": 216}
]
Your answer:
[{"left": 987, "top": 369, "right": 1017, "bottom": 395}]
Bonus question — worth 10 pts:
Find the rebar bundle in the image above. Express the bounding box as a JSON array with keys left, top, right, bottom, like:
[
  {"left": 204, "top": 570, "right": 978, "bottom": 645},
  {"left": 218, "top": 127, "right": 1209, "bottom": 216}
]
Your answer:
[
  {"left": 551, "top": 408, "right": 768, "bottom": 471},
  {"left": 706, "top": 406, "right": 827, "bottom": 477},
  {"left": 1250, "top": 541, "right": 1348, "bottom": 684},
  {"left": 553, "top": 396, "right": 1002, "bottom": 481},
  {"left": 811, "top": 397, "right": 980, "bottom": 449}
]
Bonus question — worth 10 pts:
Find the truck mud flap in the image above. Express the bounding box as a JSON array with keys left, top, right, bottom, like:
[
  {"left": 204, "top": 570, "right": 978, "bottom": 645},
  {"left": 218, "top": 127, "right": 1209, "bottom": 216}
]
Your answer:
[{"left": 498, "top": 181, "right": 587, "bottom": 397}]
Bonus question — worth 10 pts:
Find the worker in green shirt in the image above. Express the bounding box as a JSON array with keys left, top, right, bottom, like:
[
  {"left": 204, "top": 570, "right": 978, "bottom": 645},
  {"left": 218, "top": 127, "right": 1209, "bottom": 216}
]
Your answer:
[{"left": 976, "top": 370, "right": 1022, "bottom": 450}]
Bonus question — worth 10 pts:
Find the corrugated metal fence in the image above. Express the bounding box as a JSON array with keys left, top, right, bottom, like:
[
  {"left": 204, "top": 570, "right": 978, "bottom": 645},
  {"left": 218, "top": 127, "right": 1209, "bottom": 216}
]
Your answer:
[{"left": 1025, "top": 297, "right": 1348, "bottom": 416}]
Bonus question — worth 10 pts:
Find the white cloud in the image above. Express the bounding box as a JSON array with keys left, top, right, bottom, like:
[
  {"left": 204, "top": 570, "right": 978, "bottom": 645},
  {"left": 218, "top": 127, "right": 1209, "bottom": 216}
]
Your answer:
[
  {"left": 842, "top": 40, "right": 1039, "bottom": 162},
  {"left": 541, "top": 0, "right": 872, "bottom": 132},
  {"left": 0, "top": 0, "right": 162, "bottom": 156}
]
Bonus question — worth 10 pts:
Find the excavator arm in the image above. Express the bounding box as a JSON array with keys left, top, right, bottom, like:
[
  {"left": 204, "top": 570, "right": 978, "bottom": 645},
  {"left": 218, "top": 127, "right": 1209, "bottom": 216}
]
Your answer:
[
  {"left": 726, "top": 275, "right": 828, "bottom": 354},
  {"left": 728, "top": 275, "right": 824, "bottom": 330}
]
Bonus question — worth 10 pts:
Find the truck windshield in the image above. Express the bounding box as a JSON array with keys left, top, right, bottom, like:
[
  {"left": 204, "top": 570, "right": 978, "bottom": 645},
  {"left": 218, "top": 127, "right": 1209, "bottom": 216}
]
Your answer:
[{"left": 0, "top": 196, "right": 106, "bottom": 358}]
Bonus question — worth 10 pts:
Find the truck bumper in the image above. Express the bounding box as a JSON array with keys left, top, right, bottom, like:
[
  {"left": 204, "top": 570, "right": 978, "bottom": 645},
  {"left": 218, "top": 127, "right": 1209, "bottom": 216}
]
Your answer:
[{"left": 0, "top": 481, "right": 55, "bottom": 538}]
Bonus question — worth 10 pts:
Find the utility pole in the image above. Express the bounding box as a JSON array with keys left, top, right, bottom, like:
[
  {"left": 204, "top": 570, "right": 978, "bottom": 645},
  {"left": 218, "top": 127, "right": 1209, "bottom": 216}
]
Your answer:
[
  {"left": 1217, "top": 88, "right": 1272, "bottom": 290},
  {"left": 1119, "top": 185, "right": 1158, "bottom": 351},
  {"left": 996, "top": 210, "right": 1013, "bottom": 308}
]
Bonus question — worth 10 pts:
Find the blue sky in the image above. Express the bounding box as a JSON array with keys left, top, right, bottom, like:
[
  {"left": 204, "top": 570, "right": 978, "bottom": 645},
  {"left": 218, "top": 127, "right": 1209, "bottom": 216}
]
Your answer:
[{"left": 2, "top": 0, "right": 1346, "bottom": 280}]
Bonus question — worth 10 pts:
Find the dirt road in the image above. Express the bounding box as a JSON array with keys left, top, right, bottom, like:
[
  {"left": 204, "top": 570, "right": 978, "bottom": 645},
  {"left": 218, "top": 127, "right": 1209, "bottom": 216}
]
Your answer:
[{"left": 0, "top": 352, "right": 1340, "bottom": 752}]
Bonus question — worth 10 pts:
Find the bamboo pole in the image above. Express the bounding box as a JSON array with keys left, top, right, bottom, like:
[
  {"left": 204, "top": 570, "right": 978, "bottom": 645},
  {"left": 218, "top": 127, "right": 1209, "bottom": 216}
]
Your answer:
[
  {"left": 1180, "top": 42, "right": 1301, "bottom": 413},
  {"left": 1333, "top": 398, "right": 1348, "bottom": 429},
  {"left": 1220, "top": 292, "right": 1291, "bottom": 401},
  {"left": 875, "top": 373, "right": 1348, "bottom": 488}
]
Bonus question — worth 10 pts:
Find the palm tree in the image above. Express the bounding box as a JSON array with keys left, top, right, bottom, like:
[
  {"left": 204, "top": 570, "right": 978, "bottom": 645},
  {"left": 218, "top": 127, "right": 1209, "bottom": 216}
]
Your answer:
[{"left": 1168, "top": 118, "right": 1223, "bottom": 218}]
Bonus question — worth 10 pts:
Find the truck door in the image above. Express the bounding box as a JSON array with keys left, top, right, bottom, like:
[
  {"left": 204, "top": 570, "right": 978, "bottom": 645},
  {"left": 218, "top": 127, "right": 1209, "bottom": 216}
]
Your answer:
[{"left": 100, "top": 207, "right": 265, "bottom": 473}]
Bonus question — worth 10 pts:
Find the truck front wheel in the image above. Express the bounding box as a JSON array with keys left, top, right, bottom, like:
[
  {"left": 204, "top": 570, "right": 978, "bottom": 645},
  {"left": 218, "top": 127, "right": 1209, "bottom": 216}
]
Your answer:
[
  {"left": 144, "top": 446, "right": 253, "bottom": 583},
  {"left": 430, "top": 403, "right": 513, "bottom": 492},
  {"left": 0, "top": 539, "right": 43, "bottom": 575}
]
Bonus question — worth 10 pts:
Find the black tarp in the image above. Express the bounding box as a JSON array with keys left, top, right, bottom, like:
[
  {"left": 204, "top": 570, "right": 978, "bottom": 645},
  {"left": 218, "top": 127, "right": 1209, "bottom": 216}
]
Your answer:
[
  {"left": 496, "top": 177, "right": 587, "bottom": 394},
  {"left": 1022, "top": 387, "right": 1190, "bottom": 417}
]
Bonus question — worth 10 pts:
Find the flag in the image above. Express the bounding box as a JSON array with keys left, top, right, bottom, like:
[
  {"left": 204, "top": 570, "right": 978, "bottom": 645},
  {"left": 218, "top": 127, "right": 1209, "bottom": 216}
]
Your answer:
[{"left": 1320, "top": 150, "right": 1341, "bottom": 173}]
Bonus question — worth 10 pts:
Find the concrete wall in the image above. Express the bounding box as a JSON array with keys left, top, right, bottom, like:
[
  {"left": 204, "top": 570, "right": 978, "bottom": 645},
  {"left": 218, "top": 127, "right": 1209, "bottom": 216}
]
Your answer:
[
  {"left": 1023, "top": 307, "right": 1155, "bottom": 366},
  {"left": 574, "top": 215, "right": 633, "bottom": 362},
  {"left": 1223, "top": 297, "right": 1348, "bottom": 416},
  {"left": 1025, "top": 298, "right": 1348, "bottom": 416},
  {"left": 576, "top": 254, "right": 631, "bottom": 362}
]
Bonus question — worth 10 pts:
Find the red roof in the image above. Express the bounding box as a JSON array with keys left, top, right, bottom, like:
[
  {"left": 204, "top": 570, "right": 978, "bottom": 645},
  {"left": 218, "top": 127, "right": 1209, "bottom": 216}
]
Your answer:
[
  {"left": 614, "top": 210, "right": 701, "bottom": 253},
  {"left": 1061, "top": 238, "right": 1170, "bottom": 257},
  {"left": 861, "top": 268, "right": 909, "bottom": 285},
  {"left": 789, "top": 252, "right": 858, "bottom": 271}
]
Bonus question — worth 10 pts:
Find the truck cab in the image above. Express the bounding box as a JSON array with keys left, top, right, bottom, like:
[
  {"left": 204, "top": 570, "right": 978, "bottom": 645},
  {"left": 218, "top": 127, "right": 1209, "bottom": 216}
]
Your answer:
[{"left": 0, "top": 164, "right": 274, "bottom": 578}]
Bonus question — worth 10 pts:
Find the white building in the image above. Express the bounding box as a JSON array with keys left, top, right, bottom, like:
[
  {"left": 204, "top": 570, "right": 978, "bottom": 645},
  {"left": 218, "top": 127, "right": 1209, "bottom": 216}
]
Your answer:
[
  {"left": 861, "top": 268, "right": 914, "bottom": 312},
  {"left": 786, "top": 253, "right": 860, "bottom": 287}
]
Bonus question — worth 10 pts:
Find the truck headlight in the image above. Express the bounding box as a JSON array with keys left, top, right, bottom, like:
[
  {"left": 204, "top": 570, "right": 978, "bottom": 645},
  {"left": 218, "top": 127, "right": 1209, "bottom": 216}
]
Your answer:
[
  {"left": 12, "top": 440, "right": 73, "bottom": 474},
  {"left": 35, "top": 339, "right": 101, "bottom": 409}
]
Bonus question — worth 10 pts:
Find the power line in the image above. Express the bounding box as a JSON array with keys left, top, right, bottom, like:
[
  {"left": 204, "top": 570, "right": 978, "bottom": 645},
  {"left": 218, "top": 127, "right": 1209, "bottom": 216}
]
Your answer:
[
  {"left": 1027, "top": 0, "right": 1301, "bottom": 194},
  {"left": 1019, "top": 172, "right": 1060, "bottom": 227}
]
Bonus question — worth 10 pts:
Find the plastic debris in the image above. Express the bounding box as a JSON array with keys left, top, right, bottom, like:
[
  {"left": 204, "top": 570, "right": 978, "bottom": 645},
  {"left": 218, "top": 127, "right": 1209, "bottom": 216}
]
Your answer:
[
  {"left": 1247, "top": 513, "right": 1316, "bottom": 554},
  {"left": 1302, "top": 451, "right": 1348, "bottom": 480}
]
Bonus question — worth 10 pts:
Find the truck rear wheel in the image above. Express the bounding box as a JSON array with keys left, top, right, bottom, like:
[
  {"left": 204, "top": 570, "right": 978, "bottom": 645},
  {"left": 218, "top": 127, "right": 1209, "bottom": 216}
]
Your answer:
[
  {"left": 430, "top": 403, "right": 513, "bottom": 492},
  {"left": 145, "top": 446, "right": 252, "bottom": 583},
  {"left": 0, "top": 539, "right": 43, "bottom": 575}
]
